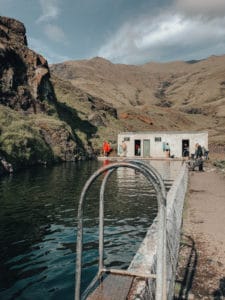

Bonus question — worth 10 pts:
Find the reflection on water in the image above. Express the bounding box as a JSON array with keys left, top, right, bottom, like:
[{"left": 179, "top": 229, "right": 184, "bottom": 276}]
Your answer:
[{"left": 0, "top": 160, "right": 181, "bottom": 299}]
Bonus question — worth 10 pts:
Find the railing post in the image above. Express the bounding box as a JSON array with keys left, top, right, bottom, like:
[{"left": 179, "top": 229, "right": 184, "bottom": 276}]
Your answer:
[{"left": 99, "top": 170, "right": 113, "bottom": 273}]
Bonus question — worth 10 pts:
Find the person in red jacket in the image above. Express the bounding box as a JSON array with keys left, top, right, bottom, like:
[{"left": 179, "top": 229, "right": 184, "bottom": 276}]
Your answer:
[{"left": 102, "top": 141, "right": 111, "bottom": 157}]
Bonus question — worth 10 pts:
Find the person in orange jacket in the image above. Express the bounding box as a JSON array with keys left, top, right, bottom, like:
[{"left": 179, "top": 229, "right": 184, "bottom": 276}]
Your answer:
[{"left": 102, "top": 140, "right": 111, "bottom": 157}]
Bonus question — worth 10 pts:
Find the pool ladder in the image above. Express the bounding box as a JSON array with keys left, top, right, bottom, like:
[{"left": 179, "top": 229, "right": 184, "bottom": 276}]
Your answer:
[{"left": 75, "top": 160, "right": 167, "bottom": 300}]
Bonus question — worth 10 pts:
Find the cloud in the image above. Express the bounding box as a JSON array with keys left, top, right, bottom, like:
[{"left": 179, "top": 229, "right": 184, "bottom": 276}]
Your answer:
[
  {"left": 36, "top": 0, "right": 60, "bottom": 23},
  {"left": 97, "top": 11, "right": 225, "bottom": 64},
  {"left": 175, "top": 0, "right": 225, "bottom": 18},
  {"left": 44, "top": 24, "right": 66, "bottom": 42},
  {"left": 36, "top": 0, "right": 66, "bottom": 44},
  {"left": 28, "top": 37, "right": 70, "bottom": 64}
]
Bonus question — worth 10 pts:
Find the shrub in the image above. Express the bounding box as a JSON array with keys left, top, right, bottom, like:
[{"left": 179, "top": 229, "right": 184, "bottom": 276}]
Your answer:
[{"left": 0, "top": 121, "right": 53, "bottom": 168}]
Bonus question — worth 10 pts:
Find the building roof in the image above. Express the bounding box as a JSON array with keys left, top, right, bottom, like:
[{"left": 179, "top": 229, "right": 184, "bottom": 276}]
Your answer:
[{"left": 118, "top": 130, "right": 208, "bottom": 135}]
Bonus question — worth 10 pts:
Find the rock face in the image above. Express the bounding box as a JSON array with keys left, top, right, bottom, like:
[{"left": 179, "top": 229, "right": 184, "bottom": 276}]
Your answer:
[
  {"left": 0, "top": 16, "right": 55, "bottom": 113},
  {"left": 0, "top": 16, "right": 81, "bottom": 173}
]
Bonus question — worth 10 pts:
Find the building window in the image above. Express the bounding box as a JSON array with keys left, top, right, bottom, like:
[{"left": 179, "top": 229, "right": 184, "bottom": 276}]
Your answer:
[
  {"left": 123, "top": 137, "right": 130, "bottom": 141},
  {"left": 155, "top": 137, "right": 161, "bottom": 142}
]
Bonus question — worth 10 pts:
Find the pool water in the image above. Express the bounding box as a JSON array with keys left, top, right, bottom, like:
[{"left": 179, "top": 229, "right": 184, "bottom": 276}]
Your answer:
[{"left": 0, "top": 160, "right": 181, "bottom": 299}]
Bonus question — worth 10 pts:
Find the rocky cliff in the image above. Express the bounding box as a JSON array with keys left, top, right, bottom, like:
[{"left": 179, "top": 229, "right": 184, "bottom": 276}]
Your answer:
[
  {"left": 0, "top": 16, "right": 119, "bottom": 174},
  {"left": 0, "top": 17, "right": 76, "bottom": 173},
  {"left": 0, "top": 16, "right": 55, "bottom": 113}
]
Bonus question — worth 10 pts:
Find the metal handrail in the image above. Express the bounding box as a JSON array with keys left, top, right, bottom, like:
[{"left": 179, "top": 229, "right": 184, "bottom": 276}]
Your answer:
[{"left": 75, "top": 161, "right": 167, "bottom": 300}]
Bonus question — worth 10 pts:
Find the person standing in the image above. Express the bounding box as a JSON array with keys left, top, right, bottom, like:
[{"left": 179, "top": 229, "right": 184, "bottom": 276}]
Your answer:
[
  {"left": 165, "top": 143, "right": 170, "bottom": 158},
  {"left": 195, "top": 143, "right": 203, "bottom": 158},
  {"left": 183, "top": 143, "right": 189, "bottom": 157},
  {"left": 102, "top": 141, "right": 111, "bottom": 157},
  {"left": 195, "top": 143, "right": 204, "bottom": 171},
  {"left": 121, "top": 140, "right": 127, "bottom": 157}
]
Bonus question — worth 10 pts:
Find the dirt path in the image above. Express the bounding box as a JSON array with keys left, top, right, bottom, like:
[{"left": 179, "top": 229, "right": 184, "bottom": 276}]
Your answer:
[{"left": 175, "top": 164, "right": 225, "bottom": 299}]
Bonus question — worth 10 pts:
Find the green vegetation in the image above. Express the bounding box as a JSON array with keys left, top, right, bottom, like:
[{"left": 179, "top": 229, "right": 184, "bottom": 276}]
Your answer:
[
  {"left": 213, "top": 160, "right": 225, "bottom": 169},
  {"left": 0, "top": 73, "right": 121, "bottom": 173},
  {"left": 0, "top": 107, "right": 51, "bottom": 168},
  {"left": 52, "top": 76, "right": 122, "bottom": 153},
  {"left": 0, "top": 125, "right": 52, "bottom": 167},
  {"left": 0, "top": 106, "right": 77, "bottom": 170}
]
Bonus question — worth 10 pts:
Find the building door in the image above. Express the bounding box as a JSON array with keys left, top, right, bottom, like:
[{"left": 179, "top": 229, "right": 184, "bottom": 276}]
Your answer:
[
  {"left": 134, "top": 140, "right": 141, "bottom": 156},
  {"left": 182, "top": 139, "right": 189, "bottom": 157},
  {"left": 143, "top": 139, "right": 150, "bottom": 157}
]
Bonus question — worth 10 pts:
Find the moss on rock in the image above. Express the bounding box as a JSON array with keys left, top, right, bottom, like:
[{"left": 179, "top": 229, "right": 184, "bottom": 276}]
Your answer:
[{"left": 0, "top": 105, "right": 78, "bottom": 171}]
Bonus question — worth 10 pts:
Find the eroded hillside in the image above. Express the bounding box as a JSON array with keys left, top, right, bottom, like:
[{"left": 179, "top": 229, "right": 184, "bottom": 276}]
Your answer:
[
  {"left": 51, "top": 56, "right": 225, "bottom": 147},
  {"left": 0, "top": 16, "right": 112, "bottom": 173},
  {"left": 1, "top": 15, "right": 224, "bottom": 174}
]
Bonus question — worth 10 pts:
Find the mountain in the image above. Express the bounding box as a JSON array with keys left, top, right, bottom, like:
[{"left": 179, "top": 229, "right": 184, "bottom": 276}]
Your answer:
[
  {"left": 51, "top": 56, "right": 225, "bottom": 147},
  {"left": 0, "top": 16, "right": 111, "bottom": 174},
  {"left": 1, "top": 16, "right": 224, "bottom": 174}
]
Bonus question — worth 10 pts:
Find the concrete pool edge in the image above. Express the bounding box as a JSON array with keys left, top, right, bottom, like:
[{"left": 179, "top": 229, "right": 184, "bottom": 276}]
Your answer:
[{"left": 128, "top": 162, "right": 189, "bottom": 299}]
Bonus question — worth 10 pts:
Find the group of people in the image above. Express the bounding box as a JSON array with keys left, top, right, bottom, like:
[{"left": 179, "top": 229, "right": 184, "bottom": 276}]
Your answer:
[
  {"left": 102, "top": 140, "right": 209, "bottom": 171},
  {"left": 162, "top": 141, "right": 209, "bottom": 172},
  {"left": 103, "top": 140, "right": 128, "bottom": 157}
]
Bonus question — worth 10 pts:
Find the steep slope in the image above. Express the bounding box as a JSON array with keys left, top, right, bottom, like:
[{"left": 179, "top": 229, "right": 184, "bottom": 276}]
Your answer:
[
  {"left": 51, "top": 56, "right": 225, "bottom": 147},
  {"left": 0, "top": 16, "right": 79, "bottom": 173},
  {"left": 51, "top": 57, "right": 158, "bottom": 107},
  {"left": 51, "top": 56, "right": 225, "bottom": 110},
  {"left": 51, "top": 75, "right": 120, "bottom": 152},
  {"left": 0, "top": 16, "right": 120, "bottom": 174},
  {"left": 0, "top": 16, "right": 55, "bottom": 113}
]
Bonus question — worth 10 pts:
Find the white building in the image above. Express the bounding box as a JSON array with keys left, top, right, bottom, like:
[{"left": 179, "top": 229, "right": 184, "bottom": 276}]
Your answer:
[{"left": 118, "top": 131, "right": 208, "bottom": 158}]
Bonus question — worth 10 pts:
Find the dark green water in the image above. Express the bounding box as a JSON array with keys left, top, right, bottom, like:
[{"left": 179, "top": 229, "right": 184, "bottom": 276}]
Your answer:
[{"left": 0, "top": 160, "right": 161, "bottom": 300}]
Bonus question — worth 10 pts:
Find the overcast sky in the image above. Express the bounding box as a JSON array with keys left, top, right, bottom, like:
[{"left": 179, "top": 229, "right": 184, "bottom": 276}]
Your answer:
[{"left": 1, "top": 0, "right": 225, "bottom": 64}]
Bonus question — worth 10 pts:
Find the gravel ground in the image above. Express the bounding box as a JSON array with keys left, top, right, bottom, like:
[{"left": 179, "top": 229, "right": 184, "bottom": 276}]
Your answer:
[{"left": 175, "top": 163, "right": 225, "bottom": 299}]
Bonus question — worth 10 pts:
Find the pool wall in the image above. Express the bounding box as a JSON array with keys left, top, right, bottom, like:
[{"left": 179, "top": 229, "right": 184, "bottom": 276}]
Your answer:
[{"left": 128, "top": 162, "right": 188, "bottom": 299}]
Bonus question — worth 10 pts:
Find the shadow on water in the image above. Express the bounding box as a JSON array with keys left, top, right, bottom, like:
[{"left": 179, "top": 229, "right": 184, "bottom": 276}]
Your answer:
[{"left": 0, "top": 161, "right": 160, "bottom": 300}]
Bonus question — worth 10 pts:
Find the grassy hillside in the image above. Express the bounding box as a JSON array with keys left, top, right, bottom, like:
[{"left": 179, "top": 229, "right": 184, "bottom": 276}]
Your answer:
[
  {"left": 51, "top": 75, "right": 122, "bottom": 154},
  {"left": 0, "top": 105, "right": 77, "bottom": 171}
]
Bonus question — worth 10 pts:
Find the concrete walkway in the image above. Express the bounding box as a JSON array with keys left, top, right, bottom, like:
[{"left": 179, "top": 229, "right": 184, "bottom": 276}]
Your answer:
[{"left": 175, "top": 165, "right": 225, "bottom": 299}]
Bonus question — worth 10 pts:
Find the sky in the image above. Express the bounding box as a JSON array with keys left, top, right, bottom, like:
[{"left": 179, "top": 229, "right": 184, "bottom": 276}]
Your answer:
[{"left": 1, "top": 0, "right": 225, "bottom": 64}]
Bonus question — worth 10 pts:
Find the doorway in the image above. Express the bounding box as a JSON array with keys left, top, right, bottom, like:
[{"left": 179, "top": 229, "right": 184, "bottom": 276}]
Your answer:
[
  {"left": 143, "top": 139, "right": 150, "bottom": 157},
  {"left": 182, "top": 139, "right": 189, "bottom": 157},
  {"left": 134, "top": 140, "right": 141, "bottom": 156}
]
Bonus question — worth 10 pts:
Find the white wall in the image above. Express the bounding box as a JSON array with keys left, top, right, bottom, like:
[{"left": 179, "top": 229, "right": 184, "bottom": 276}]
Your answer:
[{"left": 118, "top": 131, "right": 208, "bottom": 158}]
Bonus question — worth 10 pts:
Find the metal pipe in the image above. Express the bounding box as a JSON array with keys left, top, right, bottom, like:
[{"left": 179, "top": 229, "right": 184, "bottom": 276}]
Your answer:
[
  {"left": 101, "top": 268, "right": 157, "bottom": 279},
  {"left": 75, "top": 161, "right": 167, "bottom": 300},
  {"left": 99, "top": 169, "right": 113, "bottom": 272}
]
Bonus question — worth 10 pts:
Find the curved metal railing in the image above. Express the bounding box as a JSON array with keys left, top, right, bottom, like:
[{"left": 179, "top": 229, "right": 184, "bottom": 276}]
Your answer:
[{"left": 75, "top": 160, "right": 167, "bottom": 300}]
